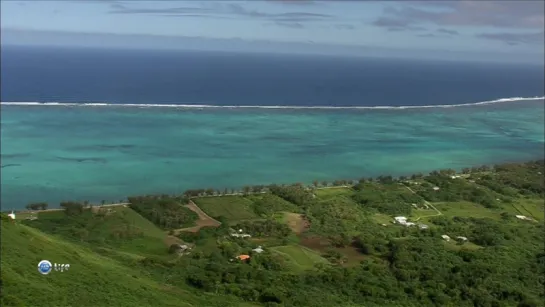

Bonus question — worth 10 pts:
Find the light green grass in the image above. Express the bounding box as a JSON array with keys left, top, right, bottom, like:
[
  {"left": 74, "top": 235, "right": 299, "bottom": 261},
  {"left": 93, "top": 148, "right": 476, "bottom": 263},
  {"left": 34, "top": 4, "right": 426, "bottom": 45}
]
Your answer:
[
  {"left": 430, "top": 201, "right": 516, "bottom": 220},
  {"left": 23, "top": 207, "right": 170, "bottom": 257},
  {"left": 512, "top": 199, "right": 544, "bottom": 221},
  {"left": 371, "top": 213, "right": 394, "bottom": 225},
  {"left": 1, "top": 220, "right": 244, "bottom": 307},
  {"left": 314, "top": 187, "right": 354, "bottom": 200},
  {"left": 193, "top": 196, "right": 258, "bottom": 221},
  {"left": 443, "top": 240, "right": 482, "bottom": 251},
  {"left": 270, "top": 245, "right": 328, "bottom": 271}
]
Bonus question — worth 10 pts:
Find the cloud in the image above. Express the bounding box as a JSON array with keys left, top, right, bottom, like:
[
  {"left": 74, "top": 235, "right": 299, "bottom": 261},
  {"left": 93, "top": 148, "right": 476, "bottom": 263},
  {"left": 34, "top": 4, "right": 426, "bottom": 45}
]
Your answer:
[
  {"left": 108, "top": 2, "right": 333, "bottom": 22},
  {"left": 335, "top": 24, "right": 355, "bottom": 30},
  {"left": 275, "top": 22, "right": 305, "bottom": 29},
  {"left": 374, "top": 1, "right": 544, "bottom": 29},
  {"left": 436, "top": 28, "right": 458, "bottom": 35},
  {"left": 476, "top": 31, "right": 545, "bottom": 46},
  {"left": 372, "top": 17, "right": 426, "bottom": 32}
]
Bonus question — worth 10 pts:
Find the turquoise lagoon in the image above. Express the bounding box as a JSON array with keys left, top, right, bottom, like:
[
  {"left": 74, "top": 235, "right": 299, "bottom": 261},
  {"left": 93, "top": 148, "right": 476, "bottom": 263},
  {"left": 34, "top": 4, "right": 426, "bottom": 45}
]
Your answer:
[{"left": 1, "top": 100, "right": 543, "bottom": 209}]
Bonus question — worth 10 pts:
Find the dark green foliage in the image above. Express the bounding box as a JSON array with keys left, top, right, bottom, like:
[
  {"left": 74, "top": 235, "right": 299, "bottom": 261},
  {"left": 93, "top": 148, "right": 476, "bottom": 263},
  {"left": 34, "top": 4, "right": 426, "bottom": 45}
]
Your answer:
[
  {"left": 249, "top": 194, "right": 300, "bottom": 217},
  {"left": 268, "top": 184, "right": 315, "bottom": 208},
  {"left": 232, "top": 220, "right": 292, "bottom": 238},
  {"left": 25, "top": 202, "right": 48, "bottom": 210},
  {"left": 128, "top": 195, "right": 198, "bottom": 229},
  {"left": 60, "top": 201, "right": 84, "bottom": 215},
  {"left": 418, "top": 174, "right": 498, "bottom": 206},
  {"left": 352, "top": 182, "right": 422, "bottom": 215}
]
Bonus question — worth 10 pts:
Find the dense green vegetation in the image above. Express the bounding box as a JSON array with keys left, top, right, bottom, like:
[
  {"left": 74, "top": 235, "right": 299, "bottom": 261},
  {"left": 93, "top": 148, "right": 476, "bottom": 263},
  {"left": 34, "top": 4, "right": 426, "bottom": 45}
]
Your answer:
[
  {"left": 127, "top": 195, "right": 198, "bottom": 229},
  {"left": 2, "top": 160, "right": 544, "bottom": 306}
]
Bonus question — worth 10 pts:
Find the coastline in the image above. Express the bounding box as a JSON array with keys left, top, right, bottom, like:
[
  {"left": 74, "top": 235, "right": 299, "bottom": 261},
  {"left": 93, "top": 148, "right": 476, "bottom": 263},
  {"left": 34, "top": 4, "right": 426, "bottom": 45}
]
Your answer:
[
  {"left": 2, "top": 100, "right": 543, "bottom": 209},
  {"left": 6, "top": 159, "right": 543, "bottom": 212}
]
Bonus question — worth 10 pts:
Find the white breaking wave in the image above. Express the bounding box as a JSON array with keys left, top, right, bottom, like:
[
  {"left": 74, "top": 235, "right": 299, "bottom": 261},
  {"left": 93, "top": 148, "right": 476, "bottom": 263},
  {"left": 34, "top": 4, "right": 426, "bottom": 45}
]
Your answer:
[{"left": 1, "top": 96, "right": 544, "bottom": 110}]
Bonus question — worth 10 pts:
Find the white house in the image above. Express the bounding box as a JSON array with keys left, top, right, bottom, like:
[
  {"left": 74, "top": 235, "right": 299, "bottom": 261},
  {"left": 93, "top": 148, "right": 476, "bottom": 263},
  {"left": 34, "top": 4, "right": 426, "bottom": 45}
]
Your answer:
[
  {"left": 231, "top": 233, "right": 252, "bottom": 238},
  {"left": 252, "top": 246, "right": 264, "bottom": 253},
  {"left": 433, "top": 186, "right": 440, "bottom": 191},
  {"left": 394, "top": 216, "right": 407, "bottom": 224},
  {"left": 405, "top": 222, "right": 416, "bottom": 227},
  {"left": 441, "top": 235, "right": 451, "bottom": 241},
  {"left": 515, "top": 215, "right": 528, "bottom": 220},
  {"left": 456, "top": 236, "right": 468, "bottom": 241},
  {"left": 7, "top": 211, "right": 15, "bottom": 220},
  {"left": 418, "top": 224, "right": 428, "bottom": 230}
]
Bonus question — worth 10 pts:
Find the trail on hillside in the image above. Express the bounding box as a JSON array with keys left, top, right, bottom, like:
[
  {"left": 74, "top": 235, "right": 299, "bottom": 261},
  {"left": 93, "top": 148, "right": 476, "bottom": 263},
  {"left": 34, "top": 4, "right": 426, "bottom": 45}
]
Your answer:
[{"left": 172, "top": 200, "right": 221, "bottom": 234}]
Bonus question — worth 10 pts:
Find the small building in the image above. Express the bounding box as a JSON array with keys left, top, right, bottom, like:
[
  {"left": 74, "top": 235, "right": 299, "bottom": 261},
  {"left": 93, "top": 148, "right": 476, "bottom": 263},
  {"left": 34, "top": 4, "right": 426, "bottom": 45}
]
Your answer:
[
  {"left": 441, "top": 235, "right": 451, "bottom": 241},
  {"left": 7, "top": 211, "right": 15, "bottom": 220},
  {"left": 231, "top": 233, "right": 252, "bottom": 238},
  {"left": 456, "top": 236, "right": 468, "bottom": 241},
  {"left": 394, "top": 216, "right": 407, "bottom": 224},
  {"left": 237, "top": 254, "right": 250, "bottom": 261},
  {"left": 516, "top": 215, "right": 527, "bottom": 220},
  {"left": 433, "top": 186, "right": 440, "bottom": 191},
  {"left": 418, "top": 224, "right": 428, "bottom": 230},
  {"left": 405, "top": 222, "right": 416, "bottom": 227},
  {"left": 252, "top": 246, "right": 264, "bottom": 254}
]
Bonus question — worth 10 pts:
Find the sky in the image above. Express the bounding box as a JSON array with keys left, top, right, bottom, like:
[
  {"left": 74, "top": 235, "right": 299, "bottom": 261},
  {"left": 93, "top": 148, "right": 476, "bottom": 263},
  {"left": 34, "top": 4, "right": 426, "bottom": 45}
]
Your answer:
[{"left": 1, "top": 0, "right": 544, "bottom": 63}]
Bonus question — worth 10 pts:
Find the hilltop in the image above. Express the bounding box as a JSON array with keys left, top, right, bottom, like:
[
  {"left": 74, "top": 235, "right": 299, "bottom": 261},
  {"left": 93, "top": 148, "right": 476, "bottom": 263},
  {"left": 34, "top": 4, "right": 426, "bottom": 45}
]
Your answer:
[{"left": 1, "top": 160, "right": 544, "bottom": 306}]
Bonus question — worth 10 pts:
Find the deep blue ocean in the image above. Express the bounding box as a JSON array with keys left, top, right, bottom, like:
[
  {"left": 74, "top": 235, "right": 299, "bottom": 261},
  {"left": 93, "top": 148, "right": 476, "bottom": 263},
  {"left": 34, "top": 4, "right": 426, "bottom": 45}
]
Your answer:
[
  {"left": 1, "top": 45, "right": 543, "bottom": 107},
  {"left": 1, "top": 45, "right": 544, "bottom": 209}
]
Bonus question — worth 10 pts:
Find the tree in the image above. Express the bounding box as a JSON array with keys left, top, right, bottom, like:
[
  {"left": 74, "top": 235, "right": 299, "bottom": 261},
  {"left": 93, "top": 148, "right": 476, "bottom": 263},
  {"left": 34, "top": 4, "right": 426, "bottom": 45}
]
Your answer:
[
  {"left": 60, "top": 201, "right": 84, "bottom": 216},
  {"left": 312, "top": 180, "right": 319, "bottom": 187},
  {"left": 321, "top": 180, "right": 328, "bottom": 187},
  {"left": 242, "top": 186, "right": 251, "bottom": 195}
]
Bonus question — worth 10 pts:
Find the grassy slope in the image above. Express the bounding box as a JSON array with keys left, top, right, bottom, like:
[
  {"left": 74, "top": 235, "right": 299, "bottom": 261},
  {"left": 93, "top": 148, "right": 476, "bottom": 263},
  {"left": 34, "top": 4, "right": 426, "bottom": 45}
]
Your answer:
[
  {"left": 1, "top": 221, "right": 216, "bottom": 307},
  {"left": 2, "top": 211, "right": 255, "bottom": 307},
  {"left": 27, "top": 207, "right": 169, "bottom": 256},
  {"left": 270, "top": 245, "right": 328, "bottom": 271},
  {"left": 193, "top": 196, "right": 258, "bottom": 221}
]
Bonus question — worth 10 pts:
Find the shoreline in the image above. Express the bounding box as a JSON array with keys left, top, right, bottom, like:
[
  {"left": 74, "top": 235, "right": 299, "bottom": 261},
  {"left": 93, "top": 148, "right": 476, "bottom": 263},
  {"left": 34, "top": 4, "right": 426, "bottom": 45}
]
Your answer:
[{"left": 5, "top": 158, "right": 543, "bottom": 212}]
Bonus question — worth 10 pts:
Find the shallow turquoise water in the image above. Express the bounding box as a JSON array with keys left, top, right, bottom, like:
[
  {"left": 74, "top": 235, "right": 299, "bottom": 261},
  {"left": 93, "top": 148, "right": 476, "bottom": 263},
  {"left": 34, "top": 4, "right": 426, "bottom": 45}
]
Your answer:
[{"left": 1, "top": 101, "right": 544, "bottom": 209}]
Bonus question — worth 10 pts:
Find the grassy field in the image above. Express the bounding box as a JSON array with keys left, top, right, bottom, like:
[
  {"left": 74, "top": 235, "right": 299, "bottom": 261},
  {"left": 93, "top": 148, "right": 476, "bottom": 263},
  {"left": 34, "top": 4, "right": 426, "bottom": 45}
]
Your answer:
[
  {"left": 429, "top": 201, "right": 515, "bottom": 221},
  {"left": 314, "top": 187, "right": 354, "bottom": 200},
  {"left": 270, "top": 245, "right": 328, "bottom": 271},
  {"left": 511, "top": 198, "right": 544, "bottom": 220},
  {"left": 275, "top": 212, "right": 308, "bottom": 234},
  {"left": 193, "top": 196, "right": 258, "bottom": 222},
  {"left": 1, "top": 220, "right": 250, "bottom": 307},
  {"left": 22, "top": 207, "right": 171, "bottom": 256}
]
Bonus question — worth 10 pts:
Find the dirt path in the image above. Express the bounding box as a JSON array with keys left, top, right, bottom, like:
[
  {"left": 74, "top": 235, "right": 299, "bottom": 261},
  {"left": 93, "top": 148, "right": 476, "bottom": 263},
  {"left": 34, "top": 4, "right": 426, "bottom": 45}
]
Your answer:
[
  {"left": 402, "top": 185, "right": 442, "bottom": 221},
  {"left": 171, "top": 200, "right": 221, "bottom": 234}
]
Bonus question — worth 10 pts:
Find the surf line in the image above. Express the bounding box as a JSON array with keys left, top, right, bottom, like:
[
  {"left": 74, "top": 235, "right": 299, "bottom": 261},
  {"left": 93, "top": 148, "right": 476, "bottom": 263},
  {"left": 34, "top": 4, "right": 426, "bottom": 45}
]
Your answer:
[{"left": 1, "top": 96, "right": 544, "bottom": 110}]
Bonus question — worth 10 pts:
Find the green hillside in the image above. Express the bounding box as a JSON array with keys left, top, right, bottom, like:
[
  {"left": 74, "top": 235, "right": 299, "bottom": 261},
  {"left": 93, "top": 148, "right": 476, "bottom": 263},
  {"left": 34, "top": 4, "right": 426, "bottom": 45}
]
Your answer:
[
  {"left": 2, "top": 160, "right": 544, "bottom": 306},
  {"left": 0, "top": 213, "right": 253, "bottom": 307}
]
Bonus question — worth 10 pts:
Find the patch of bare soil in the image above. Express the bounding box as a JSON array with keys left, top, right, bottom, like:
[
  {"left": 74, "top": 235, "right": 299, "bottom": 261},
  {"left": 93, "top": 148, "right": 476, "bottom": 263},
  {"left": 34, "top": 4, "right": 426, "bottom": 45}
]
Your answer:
[
  {"left": 284, "top": 212, "right": 310, "bottom": 234},
  {"left": 172, "top": 200, "right": 221, "bottom": 234},
  {"left": 164, "top": 235, "right": 185, "bottom": 247}
]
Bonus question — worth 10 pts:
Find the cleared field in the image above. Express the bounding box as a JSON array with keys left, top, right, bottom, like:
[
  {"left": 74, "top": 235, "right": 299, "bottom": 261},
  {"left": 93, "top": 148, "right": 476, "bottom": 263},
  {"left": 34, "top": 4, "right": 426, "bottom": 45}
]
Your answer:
[
  {"left": 371, "top": 213, "right": 394, "bottom": 225},
  {"left": 512, "top": 199, "right": 544, "bottom": 221},
  {"left": 429, "top": 201, "right": 516, "bottom": 220},
  {"left": 443, "top": 241, "right": 482, "bottom": 251},
  {"left": 314, "top": 187, "right": 354, "bottom": 200},
  {"left": 174, "top": 201, "right": 221, "bottom": 233},
  {"left": 299, "top": 236, "right": 366, "bottom": 267},
  {"left": 270, "top": 245, "right": 328, "bottom": 270},
  {"left": 193, "top": 196, "right": 258, "bottom": 221},
  {"left": 277, "top": 212, "right": 309, "bottom": 234}
]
